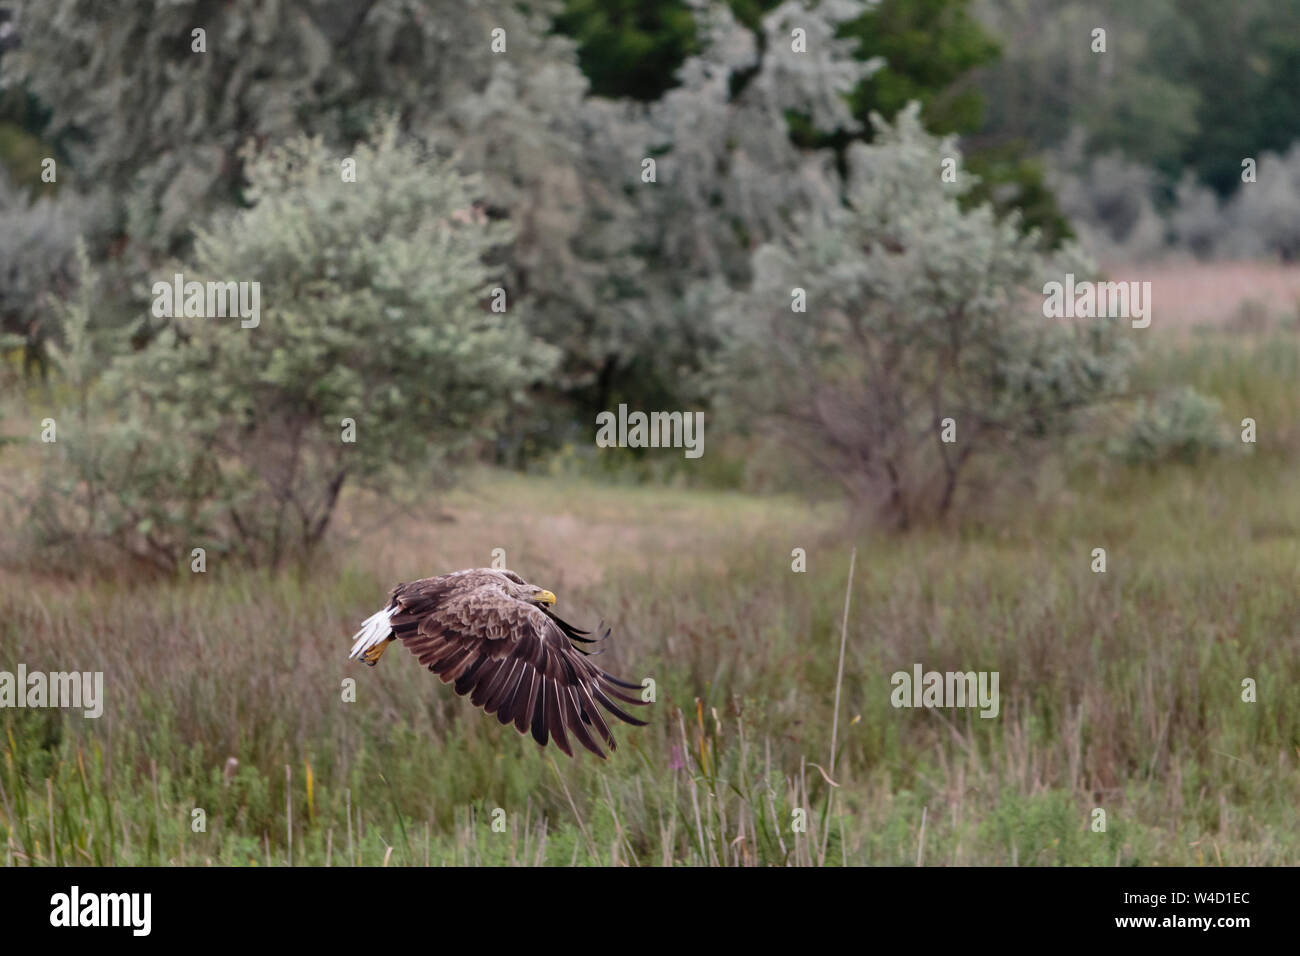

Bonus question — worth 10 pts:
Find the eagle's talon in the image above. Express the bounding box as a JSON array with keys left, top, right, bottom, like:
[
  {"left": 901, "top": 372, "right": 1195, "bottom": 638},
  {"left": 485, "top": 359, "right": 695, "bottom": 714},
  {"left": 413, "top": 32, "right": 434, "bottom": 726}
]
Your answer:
[{"left": 360, "top": 640, "right": 390, "bottom": 665}]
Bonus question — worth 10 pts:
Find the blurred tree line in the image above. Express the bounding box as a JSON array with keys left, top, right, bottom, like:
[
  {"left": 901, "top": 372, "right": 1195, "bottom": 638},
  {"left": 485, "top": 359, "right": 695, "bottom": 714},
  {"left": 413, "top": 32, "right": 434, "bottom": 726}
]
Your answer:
[
  {"left": 0, "top": 0, "right": 1275, "bottom": 565},
  {"left": 0, "top": 0, "right": 1044, "bottom": 399},
  {"left": 973, "top": 0, "right": 1300, "bottom": 197},
  {"left": 972, "top": 0, "right": 1300, "bottom": 261}
]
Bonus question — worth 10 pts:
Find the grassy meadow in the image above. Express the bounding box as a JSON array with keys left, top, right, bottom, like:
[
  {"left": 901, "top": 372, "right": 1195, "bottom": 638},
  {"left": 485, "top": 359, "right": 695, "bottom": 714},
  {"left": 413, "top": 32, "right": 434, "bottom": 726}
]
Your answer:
[{"left": 1, "top": 327, "right": 1298, "bottom": 866}]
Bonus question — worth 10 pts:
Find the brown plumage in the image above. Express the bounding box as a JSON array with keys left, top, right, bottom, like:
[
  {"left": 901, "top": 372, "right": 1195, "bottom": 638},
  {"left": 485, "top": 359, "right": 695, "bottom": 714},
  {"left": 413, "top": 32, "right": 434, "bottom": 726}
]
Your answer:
[{"left": 347, "top": 568, "right": 648, "bottom": 758}]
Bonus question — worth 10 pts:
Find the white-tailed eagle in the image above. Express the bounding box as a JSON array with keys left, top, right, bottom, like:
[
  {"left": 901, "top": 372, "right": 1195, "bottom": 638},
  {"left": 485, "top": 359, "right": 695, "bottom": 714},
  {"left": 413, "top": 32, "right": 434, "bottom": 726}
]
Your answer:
[{"left": 348, "top": 568, "right": 648, "bottom": 758}]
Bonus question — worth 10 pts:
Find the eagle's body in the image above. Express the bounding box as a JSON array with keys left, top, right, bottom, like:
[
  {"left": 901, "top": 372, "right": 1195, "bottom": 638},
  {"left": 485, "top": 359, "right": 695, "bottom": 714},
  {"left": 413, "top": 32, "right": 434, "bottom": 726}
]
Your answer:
[{"left": 348, "top": 568, "right": 647, "bottom": 758}]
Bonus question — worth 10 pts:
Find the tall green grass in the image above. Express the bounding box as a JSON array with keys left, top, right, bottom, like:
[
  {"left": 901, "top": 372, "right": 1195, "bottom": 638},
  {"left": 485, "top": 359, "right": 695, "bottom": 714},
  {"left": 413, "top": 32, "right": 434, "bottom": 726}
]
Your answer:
[{"left": 1, "top": 332, "right": 1297, "bottom": 865}]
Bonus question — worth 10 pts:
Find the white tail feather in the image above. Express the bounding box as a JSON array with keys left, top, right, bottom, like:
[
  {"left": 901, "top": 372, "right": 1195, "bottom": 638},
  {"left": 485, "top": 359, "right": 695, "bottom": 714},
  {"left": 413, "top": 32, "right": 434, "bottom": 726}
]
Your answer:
[{"left": 348, "top": 606, "right": 396, "bottom": 660}]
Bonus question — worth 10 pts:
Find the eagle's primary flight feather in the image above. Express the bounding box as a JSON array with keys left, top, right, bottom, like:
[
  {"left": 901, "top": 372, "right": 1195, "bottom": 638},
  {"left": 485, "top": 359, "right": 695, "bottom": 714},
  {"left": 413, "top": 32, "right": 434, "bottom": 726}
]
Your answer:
[{"left": 348, "top": 568, "right": 648, "bottom": 758}]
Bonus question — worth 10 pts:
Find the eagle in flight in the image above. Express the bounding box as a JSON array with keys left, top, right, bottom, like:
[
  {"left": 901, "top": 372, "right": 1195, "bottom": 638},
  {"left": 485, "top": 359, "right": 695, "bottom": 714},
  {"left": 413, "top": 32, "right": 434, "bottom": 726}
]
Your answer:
[{"left": 348, "top": 568, "right": 648, "bottom": 758}]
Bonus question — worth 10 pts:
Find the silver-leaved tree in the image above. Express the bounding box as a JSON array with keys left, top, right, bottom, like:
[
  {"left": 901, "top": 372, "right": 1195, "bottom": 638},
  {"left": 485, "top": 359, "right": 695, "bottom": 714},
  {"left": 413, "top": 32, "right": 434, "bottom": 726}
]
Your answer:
[
  {"left": 34, "top": 124, "right": 553, "bottom": 569},
  {"left": 719, "top": 107, "right": 1133, "bottom": 528}
]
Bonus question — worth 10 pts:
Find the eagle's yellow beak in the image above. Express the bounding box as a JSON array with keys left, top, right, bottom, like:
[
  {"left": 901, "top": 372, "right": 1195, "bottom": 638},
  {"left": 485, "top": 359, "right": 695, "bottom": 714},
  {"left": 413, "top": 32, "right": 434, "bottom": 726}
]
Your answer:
[{"left": 536, "top": 589, "right": 557, "bottom": 606}]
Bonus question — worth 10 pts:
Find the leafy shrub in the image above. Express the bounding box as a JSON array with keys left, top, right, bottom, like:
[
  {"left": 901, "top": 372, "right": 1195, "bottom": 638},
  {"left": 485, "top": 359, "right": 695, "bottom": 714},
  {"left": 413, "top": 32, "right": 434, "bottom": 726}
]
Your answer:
[
  {"left": 720, "top": 106, "right": 1132, "bottom": 528},
  {"left": 1219, "top": 144, "right": 1300, "bottom": 262},
  {"left": 1047, "top": 142, "right": 1169, "bottom": 264},
  {"left": 1110, "top": 386, "right": 1234, "bottom": 467},
  {"left": 0, "top": 172, "right": 85, "bottom": 375},
  {"left": 31, "top": 124, "right": 554, "bottom": 569}
]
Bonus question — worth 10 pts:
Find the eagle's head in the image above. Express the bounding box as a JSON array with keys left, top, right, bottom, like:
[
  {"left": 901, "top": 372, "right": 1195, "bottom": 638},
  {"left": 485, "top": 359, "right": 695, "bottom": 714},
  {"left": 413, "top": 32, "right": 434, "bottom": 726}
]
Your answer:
[
  {"left": 527, "top": 586, "right": 557, "bottom": 607},
  {"left": 492, "top": 568, "right": 556, "bottom": 607}
]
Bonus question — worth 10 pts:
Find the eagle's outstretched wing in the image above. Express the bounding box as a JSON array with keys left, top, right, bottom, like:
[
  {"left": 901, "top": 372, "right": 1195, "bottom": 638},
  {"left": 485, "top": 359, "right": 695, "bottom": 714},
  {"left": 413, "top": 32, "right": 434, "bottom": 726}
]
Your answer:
[{"left": 388, "top": 576, "right": 647, "bottom": 758}]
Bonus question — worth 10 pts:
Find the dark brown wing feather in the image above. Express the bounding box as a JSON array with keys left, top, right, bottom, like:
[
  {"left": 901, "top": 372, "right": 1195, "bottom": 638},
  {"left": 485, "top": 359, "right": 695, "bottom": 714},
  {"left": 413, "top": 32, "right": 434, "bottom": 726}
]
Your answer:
[{"left": 389, "top": 573, "right": 648, "bottom": 758}]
